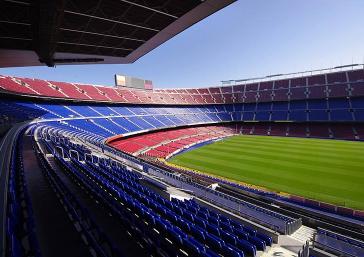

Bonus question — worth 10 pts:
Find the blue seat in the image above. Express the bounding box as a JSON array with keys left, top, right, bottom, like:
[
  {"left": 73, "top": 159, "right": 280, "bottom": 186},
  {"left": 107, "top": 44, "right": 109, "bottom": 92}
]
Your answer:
[
  {"left": 205, "top": 233, "right": 225, "bottom": 252},
  {"left": 308, "top": 99, "right": 327, "bottom": 109},
  {"left": 208, "top": 216, "right": 220, "bottom": 226},
  {"left": 237, "top": 239, "right": 257, "bottom": 257},
  {"left": 184, "top": 212, "right": 195, "bottom": 223},
  {"left": 167, "top": 227, "right": 184, "bottom": 245},
  {"left": 219, "top": 216, "right": 230, "bottom": 224},
  {"left": 328, "top": 98, "right": 350, "bottom": 109},
  {"left": 354, "top": 109, "right": 364, "bottom": 121},
  {"left": 204, "top": 248, "right": 221, "bottom": 257},
  {"left": 221, "top": 230, "right": 238, "bottom": 246},
  {"left": 10, "top": 233, "right": 23, "bottom": 257},
  {"left": 195, "top": 216, "right": 207, "bottom": 229},
  {"left": 198, "top": 211, "right": 208, "bottom": 220},
  {"left": 222, "top": 244, "right": 244, "bottom": 257},
  {"left": 289, "top": 110, "right": 307, "bottom": 121},
  {"left": 207, "top": 223, "right": 221, "bottom": 237},
  {"left": 191, "top": 226, "right": 206, "bottom": 242},
  {"left": 242, "top": 112, "right": 254, "bottom": 121},
  {"left": 255, "top": 111, "right": 270, "bottom": 121},
  {"left": 179, "top": 219, "right": 192, "bottom": 233},
  {"left": 330, "top": 109, "right": 353, "bottom": 121},
  {"left": 272, "top": 102, "right": 289, "bottom": 110},
  {"left": 187, "top": 206, "right": 198, "bottom": 215},
  {"left": 182, "top": 237, "right": 206, "bottom": 256},
  {"left": 174, "top": 207, "right": 184, "bottom": 216},
  {"left": 248, "top": 236, "right": 266, "bottom": 251},
  {"left": 230, "top": 220, "right": 243, "bottom": 230},
  {"left": 256, "top": 233, "right": 273, "bottom": 246},
  {"left": 351, "top": 97, "right": 364, "bottom": 108},
  {"left": 243, "top": 226, "right": 256, "bottom": 236},
  {"left": 220, "top": 222, "right": 233, "bottom": 233},
  {"left": 308, "top": 110, "right": 329, "bottom": 121},
  {"left": 256, "top": 102, "right": 272, "bottom": 111},
  {"left": 165, "top": 210, "right": 178, "bottom": 223},
  {"left": 271, "top": 111, "right": 288, "bottom": 120},
  {"left": 234, "top": 228, "right": 249, "bottom": 241},
  {"left": 244, "top": 104, "right": 256, "bottom": 111}
]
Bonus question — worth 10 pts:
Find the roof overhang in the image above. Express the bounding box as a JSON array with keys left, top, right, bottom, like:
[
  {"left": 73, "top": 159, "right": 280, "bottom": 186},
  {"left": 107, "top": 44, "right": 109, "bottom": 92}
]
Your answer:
[{"left": 0, "top": 0, "right": 235, "bottom": 67}]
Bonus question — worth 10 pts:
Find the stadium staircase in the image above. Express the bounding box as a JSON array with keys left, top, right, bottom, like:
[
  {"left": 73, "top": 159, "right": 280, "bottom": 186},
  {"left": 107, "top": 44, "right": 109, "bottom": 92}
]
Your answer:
[{"left": 289, "top": 226, "right": 316, "bottom": 243}]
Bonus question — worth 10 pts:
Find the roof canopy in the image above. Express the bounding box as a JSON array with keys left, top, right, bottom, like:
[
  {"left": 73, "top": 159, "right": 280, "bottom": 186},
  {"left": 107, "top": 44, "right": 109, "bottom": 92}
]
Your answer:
[{"left": 0, "top": 0, "right": 234, "bottom": 67}]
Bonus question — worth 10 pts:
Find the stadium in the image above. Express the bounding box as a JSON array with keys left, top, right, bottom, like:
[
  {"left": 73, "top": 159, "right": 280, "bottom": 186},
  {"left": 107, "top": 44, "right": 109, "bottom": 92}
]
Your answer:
[{"left": 0, "top": 1, "right": 364, "bottom": 257}]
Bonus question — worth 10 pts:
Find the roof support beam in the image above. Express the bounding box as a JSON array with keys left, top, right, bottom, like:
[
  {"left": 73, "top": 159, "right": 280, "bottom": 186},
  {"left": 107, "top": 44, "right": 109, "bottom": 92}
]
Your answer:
[
  {"left": 58, "top": 41, "right": 133, "bottom": 51},
  {"left": 60, "top": 28, "right": 146, "bottom": 43},
  {"left": 3, "top": 0, "right": 30, "bottom": 6},
  {"left": 0, "top": 36, "right": 32, "bottom": 41},
  {"left": 32, "top": 0, "right": 66, "bottom": 67},
  {"left": 118, "top": 0, "right": 178, "bottom": 19},
  {"left": 64, "top": 10, "right": 160, "bottom": 32},
  {"left": 0, "top": 20, "right": 31, "bottom": 26}
]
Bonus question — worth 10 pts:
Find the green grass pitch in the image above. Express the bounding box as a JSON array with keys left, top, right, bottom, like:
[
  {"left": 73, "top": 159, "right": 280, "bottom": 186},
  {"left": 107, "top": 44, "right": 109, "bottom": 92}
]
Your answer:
[{"left": 168, "top": 135, "right": 364, "bottom": 210}]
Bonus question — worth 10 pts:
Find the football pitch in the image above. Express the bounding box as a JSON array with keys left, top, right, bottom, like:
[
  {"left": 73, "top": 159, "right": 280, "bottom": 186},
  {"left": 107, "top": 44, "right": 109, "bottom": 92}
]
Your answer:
[{"left": 168, "top": 135, "right": 364, "bottom": 210}]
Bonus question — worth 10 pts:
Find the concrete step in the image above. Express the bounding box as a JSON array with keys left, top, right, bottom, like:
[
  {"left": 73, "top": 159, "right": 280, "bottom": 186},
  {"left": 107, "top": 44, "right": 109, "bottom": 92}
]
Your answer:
[{"left": 289, "top": 225, "right": 316, "bottom": 243}]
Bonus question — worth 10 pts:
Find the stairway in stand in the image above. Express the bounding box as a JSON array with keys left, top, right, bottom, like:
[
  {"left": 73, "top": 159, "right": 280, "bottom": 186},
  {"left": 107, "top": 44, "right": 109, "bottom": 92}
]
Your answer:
[{"left": 289, "top": 225, "right": 316, "bottom": 243}]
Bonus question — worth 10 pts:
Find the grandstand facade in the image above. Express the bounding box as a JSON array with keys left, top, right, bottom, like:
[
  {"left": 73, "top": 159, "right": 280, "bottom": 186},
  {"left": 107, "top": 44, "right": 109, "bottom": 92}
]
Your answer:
[{"left": 0, "top": 66, "right": 364, "bottom": 257}]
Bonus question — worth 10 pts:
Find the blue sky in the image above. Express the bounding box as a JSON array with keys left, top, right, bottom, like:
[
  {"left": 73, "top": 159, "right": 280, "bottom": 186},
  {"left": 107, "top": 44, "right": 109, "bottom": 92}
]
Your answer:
[{"left": 1, "top": 0, "right": 364, "bottom": 88}]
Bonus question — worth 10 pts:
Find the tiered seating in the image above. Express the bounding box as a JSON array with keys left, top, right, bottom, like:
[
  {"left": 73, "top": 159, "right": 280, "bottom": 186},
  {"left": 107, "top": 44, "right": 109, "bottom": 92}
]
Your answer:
[
  {"left": 109, "top": 125, "right": 237, "bottom": 158},
  {"left": 42, "top": 135, "right": 274, "bottom": 257},
  {"left": 98, "top": 86, "right": 124, "bottom": 102},
  {"left": 355, "top": 124, "right": 364, "bottom": 140},
  {"left": 49, "top": 81, "right": 89, "bottom": 100},
  {"left": 348, "top": 69, "right": 364, "bottom": 97},
  {"left": 330, "top": 124, "right": 356, "bottom": 140},
  {"left": 287, "top": 123, "right": 307, "bottom": 137},
  {"left": 253, "top": 124, "right": 268, "bottom": 135},
  {"left": 1, "top": 68, "right": 364, "bottom": 105},
  {"left": 0, "top": 76, "right": 36, "bottom": 95},
  {"left": 269, "top": 123, "right": 287, "bottom": 136},
  {"left": 0, "top": 100, "right": 47, "bottom": 121},
  {"left": 36, "top": 141, "right": 121, "bottom": 257},
  {"left": 258, "top": 82, "right": 273, "bottom": 102},
  {"left": 307, "top": 74, "right": 327, "bottom": 99},
  {"left": 273, "top": 79, "right": 289, "bottom": 101},
  {"left": 74, "top": 83, "right": 110, "bottom": 101},
  {"left": 17, "top": 78, "right": 66, "bottom": 98},
  {"left": 327, "top": 72, "right": 349, "bottom": 98},
  {"left": 118, "top": 89, "right": 142, "bottom": 103},
  {"left": 3, "top": 68, "right": 364, "bottom": 257},
  {"left": 2, "top": 98, "right": 363, "bottom": 146},
  {"left": 315, "top": 228, "right": 364, "bottom": 257},
  {"left": 6, "top": 138, "right": 41, "bottom": 257},
  {"left": 289, "top": 79, "right": 305, "bottom": 100},
  {"left": 308, "top": 124, "right": 330, "bottom": 138},
  {"left": 23, "top": 102, "right": 235, "bottom": 139},
  {"left": 34, "top": 124, "right": 338, "bottom": 237},
  {"left": 240, "top": 124, "right": 254, "bottom": 135}
]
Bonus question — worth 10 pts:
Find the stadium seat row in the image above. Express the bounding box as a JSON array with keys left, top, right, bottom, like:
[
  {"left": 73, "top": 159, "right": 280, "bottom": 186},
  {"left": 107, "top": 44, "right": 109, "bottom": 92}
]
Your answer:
[{"left": 1, "top": 69, "right": 364, "bottom": 104}]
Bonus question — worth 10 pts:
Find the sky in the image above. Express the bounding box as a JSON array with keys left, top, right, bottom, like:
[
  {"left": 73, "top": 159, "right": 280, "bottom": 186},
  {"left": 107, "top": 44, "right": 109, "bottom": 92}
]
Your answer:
[{"left": 1, "top": 0, "right": 364, "bottom": 88}]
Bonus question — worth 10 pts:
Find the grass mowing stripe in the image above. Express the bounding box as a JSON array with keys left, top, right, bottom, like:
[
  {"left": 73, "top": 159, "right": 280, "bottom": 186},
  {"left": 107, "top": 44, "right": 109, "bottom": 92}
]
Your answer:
[
  {"left": 195, "top": 145, "right": 364, "bottom": 176},
  {"left": 234, "top": 135, "right": 364, "bottom": 148},
  {"left": 200, "top": 141, "right": 364, "bottom": 167},
  {"left": 169, "top": 135, "right": 364, "bottom": 210},
  {"left": 214, "top": 137, "right": 364, "bottom": 156},
  {"left": 175, "top": 153, "right": 363, "bottom": 196},
  {"left": 197, "top": 148, "right": 363, "bottom": 190},
  {"left": 226, "top": 134, "right": 364, "bottom": 148},
  {"left": 171, "top": 156, "right": 363, "bottom": 207}
]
